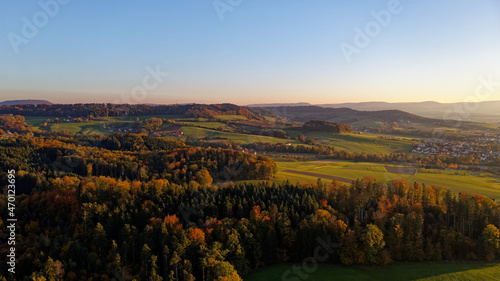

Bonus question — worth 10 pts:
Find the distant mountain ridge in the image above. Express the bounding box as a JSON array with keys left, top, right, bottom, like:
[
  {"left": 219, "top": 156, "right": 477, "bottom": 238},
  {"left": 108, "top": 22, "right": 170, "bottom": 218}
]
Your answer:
[
  {"left": 263, "top": 105, "right": 428, "bottom": 123},
  {"left": 247, "top": 102, "right": 312, "bottom": 107},
  {"left": 261, "top": 105, "right": 498, "bottom": 132},
  {"left": 0, "top": 99, "right": 53, "bottom": 105},
  {"left": 250, "top": 101, "right": 500, "bottom": 124}
]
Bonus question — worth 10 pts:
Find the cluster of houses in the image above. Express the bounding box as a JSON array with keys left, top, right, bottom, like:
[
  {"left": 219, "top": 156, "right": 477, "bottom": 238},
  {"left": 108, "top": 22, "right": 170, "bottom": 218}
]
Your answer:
[
  {"left": 148, "top": 131, "right": 184, "bottom": 137},
  {"left": 172, "top": 131, "right": 184, "bottom": 137},
  {"left": 412, "top": 139, "right": 500, "bottom": 161},
  {"left": 113, "top": 127, "right": 134, "bottom": 133},
  {"left": 235, "top": 147, "right": 257, "bottom": 155}
]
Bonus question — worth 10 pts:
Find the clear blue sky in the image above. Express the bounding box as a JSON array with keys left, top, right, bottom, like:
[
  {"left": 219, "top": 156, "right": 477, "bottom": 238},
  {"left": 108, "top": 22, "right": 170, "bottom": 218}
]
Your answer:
[{"left": 1, "top": 0, "right": 499, "bottom": 105}]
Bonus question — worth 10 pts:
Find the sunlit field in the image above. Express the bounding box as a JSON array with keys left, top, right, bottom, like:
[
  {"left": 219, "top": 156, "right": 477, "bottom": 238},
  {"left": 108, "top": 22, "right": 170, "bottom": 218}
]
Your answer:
[{"left": 275, "top": 159, "right": 500, "bottom": 201}]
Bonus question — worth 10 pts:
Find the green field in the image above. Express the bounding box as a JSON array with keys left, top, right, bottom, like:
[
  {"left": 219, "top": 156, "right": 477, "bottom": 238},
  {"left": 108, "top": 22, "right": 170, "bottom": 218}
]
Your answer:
[
  {"left": 285, "top": 130, "right": 416, "bottom": 154},
  {"left": 24, "top": 116, "right": 53, "bottom": 130},
  {"left": 180, "top": 121, "right": 235, "bottom": 131},
  {"left": 109, "top": 115, "right": 184, "bottom": 121},
  {"left": 179, "top": 126, "right": 303, "bottom": 145},
  {"left": 48, "top": 121, "right": 111, "bottom": 135},
  {"left": 244, "top": 263, "right": 500, "bottom": 281},
  {"left": 215, "top": 115, "right": 248, "bottom": 121},
  {"left": 275, "top": 160, "right": 500, "bottom": 201}
]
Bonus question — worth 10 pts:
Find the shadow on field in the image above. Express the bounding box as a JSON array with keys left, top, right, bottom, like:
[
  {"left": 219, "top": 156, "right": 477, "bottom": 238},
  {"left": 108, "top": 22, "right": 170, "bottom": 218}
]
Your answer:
[{"left": 243, "top": 262, "right": 500, "bottom": 281}]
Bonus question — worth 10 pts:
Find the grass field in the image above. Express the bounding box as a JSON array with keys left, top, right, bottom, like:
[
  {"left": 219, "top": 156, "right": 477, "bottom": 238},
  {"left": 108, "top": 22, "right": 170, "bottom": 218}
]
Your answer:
[
  {"left": 109, "top": 115, "right": 184, "bottom": 121},
  {"left": 179, "top": 121, "right": 235, "bottom": 131},
  {"left": 275, "top": 160, "right": 500, "bottom": 201},
  {"left": 285, "top": 130, "right": 416, "bottom": 154},
  {"left": 48, "top": 122, "right": 111, "bottom": 135},
  {"left": 215, "top": 115, "right": 248, "bottom": 121},
  {"left": 244, "top": 263, "right": 500, "bottom": 281},
  {"left": 24, "top": 116, "right": 52, "bottom": 130},
  {"left": 179, "top": 126, "right": 304, "bottom": 145}
]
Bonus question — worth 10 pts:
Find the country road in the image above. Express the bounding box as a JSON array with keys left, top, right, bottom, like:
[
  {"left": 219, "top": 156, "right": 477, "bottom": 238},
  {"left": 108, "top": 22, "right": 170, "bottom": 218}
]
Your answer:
[{"left": 281, "top": 170, "right": 354, "bottom": 184}]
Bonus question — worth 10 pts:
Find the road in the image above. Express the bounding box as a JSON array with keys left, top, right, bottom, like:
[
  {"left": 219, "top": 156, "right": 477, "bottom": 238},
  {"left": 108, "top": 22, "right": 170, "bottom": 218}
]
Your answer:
[{"left": 281, "top": 170, "right": 354, "bottom": 184}]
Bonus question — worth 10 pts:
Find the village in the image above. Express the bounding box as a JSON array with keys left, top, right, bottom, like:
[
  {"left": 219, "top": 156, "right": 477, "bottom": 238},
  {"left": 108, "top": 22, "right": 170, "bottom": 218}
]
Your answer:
[{"left": 412, "top": 138, "right": 500, "bottom": 162}]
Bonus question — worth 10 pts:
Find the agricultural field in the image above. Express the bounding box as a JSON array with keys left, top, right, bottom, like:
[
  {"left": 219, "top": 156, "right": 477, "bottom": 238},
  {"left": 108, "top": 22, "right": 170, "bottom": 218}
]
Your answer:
[
  {"left": 285, "top": 129, "right": 416, "bottom": 154},
  {"left": 24, "top": 116, "right": 52, "bottom": 130},
  {"left": 108, "top": 114, "right": 184, "bottom": 121},
  {"left": 178, "top": 126, "right": 302, "bottom": 145},
  {"left": 275, "top": 159, "right": 500, "bottom": 201},
  {"left": 178, "top": 121, "right": 236, "bottom": 131},
  {"left": 214, "top": 114, "right": 248, "bottom": 121},
  {"left": 244, "top": 263, "right": 500, "bottom": 281},
  {"left": 48, "top": 121, "right": 111, "bottom": 135}
]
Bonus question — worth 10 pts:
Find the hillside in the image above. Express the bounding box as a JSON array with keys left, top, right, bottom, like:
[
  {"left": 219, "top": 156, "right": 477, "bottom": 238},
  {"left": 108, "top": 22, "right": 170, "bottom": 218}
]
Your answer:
[
  {"left": 250, "top": 101, "right": 500, "bottom": 124},
  {"left": 263, "top": 105, "right": 428, "bottom": 123},
  {"left": 0, "top": 103, "right": 266, "bottom": 120},
  {"left": 261, "top": 105, "right": 499, "bottom": 132},
  {"left": 320, "top": 101, "right": 500, "bottom": 121}
]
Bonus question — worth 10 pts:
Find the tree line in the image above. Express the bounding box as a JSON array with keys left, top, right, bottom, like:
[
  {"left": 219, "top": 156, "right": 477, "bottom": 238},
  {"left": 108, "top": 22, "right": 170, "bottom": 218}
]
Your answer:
[
  {"left": 0, "top": 134, "right": 277, "bottom": 194},
  {"left": 0, "top": 104, "right": 265, "bottom": 120}
]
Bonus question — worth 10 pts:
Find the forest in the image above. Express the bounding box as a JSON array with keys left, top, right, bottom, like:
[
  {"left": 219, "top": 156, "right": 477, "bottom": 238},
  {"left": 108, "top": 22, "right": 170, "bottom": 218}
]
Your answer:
[
  {"left": 0, "top": 134, "right": 277, "bottom": 194},
  {"left": 0, "top": 104, "right": 266, "bottom": 120},
  {"left": 303, "top": 120, "right": 353, "bottom": 133},
  {"left": 1, "top": 172, "right": 499, "bottom": 280}
]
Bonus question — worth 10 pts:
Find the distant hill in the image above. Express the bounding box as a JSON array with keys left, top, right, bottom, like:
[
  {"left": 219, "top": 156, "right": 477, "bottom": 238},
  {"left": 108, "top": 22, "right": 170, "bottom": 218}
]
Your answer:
[
  {"left": 263, "top": 106, "right": 426, "bottom": 123},
  {"left": 247, "top": 102, "right": 312, "bottom": 107},
  {"left": 251, "top": 101, "right": 500, "bottom": 124},
  {"left": 261, "top": 105, "right": 498, "bottom": 131},
  {"left": 0, "top": 103, "right": 267, "bottom": 120},
  {"left": 303, "top": 120, "right": 353, "bottom": 133},
  {"left": 320, "top": 101, "right": 500, "bottom": 124},
  {"left": 0, "top": 99, "right": 53, "bottom": 105}
]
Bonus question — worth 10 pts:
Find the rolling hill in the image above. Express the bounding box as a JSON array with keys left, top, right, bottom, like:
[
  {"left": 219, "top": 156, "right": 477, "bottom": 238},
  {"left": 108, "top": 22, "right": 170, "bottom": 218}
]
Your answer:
[
  {"left": 0, "top": 103, "right": 272, "bottom": 121},
  {"left": 0, "top": 99, "right": 53, "bottom": 105},
  {"left": 260, "top": 105, "right": 500, "bottom": 132},
  {"left": 248, "top": 101, "right": 500, "bottom": 124}
]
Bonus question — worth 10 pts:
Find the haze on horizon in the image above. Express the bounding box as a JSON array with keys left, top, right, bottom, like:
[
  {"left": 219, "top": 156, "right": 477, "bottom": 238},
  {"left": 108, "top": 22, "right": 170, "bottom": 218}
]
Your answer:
[{"left": 1, "top": 0, "right": 500, "bottom": 106}]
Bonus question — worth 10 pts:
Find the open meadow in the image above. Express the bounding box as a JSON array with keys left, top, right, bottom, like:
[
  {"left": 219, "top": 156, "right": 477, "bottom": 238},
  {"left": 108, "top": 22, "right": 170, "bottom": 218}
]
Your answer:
[
  {"left": 275, "top": 159, "right": 500, "bottom": 201},
  {"left": 285, "top": 129, "right": 416, "bottom": 154}
]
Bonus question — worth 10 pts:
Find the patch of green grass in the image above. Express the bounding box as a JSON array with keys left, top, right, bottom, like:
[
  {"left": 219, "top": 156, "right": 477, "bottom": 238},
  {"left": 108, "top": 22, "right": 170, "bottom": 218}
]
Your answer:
[
  {"left": 48, "top": 122, "right": 110, "bottom": 135},
  {"left": 179, "top": 127, "right": 301, "bottom": 145},
  {"left": 180, "top": 121, "right": 234, "bottom": 131},
  {"left": 24, "top": 116, "right": 53, "bottom": 130},
  {"left": 275, "top": 160, "right": 500, "bottom": 201},
  {"left": 231, "top": 123, "right": 262, "bottom": 132},
  {"left": 109, "top": 115, "right": 184, "bottom": 121},
  {"left": 244, "top": 263, "right": 500, "bottom": 281},
  {"left": 215, "top": 115, "right": 248, "bottom": 121}
]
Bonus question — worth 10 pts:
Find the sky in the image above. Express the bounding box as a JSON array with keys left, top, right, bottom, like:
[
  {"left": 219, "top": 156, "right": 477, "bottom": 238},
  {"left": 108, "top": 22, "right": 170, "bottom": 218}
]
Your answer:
[{"left": 1, "top": 0, "right": 500, "bottom": 105}]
